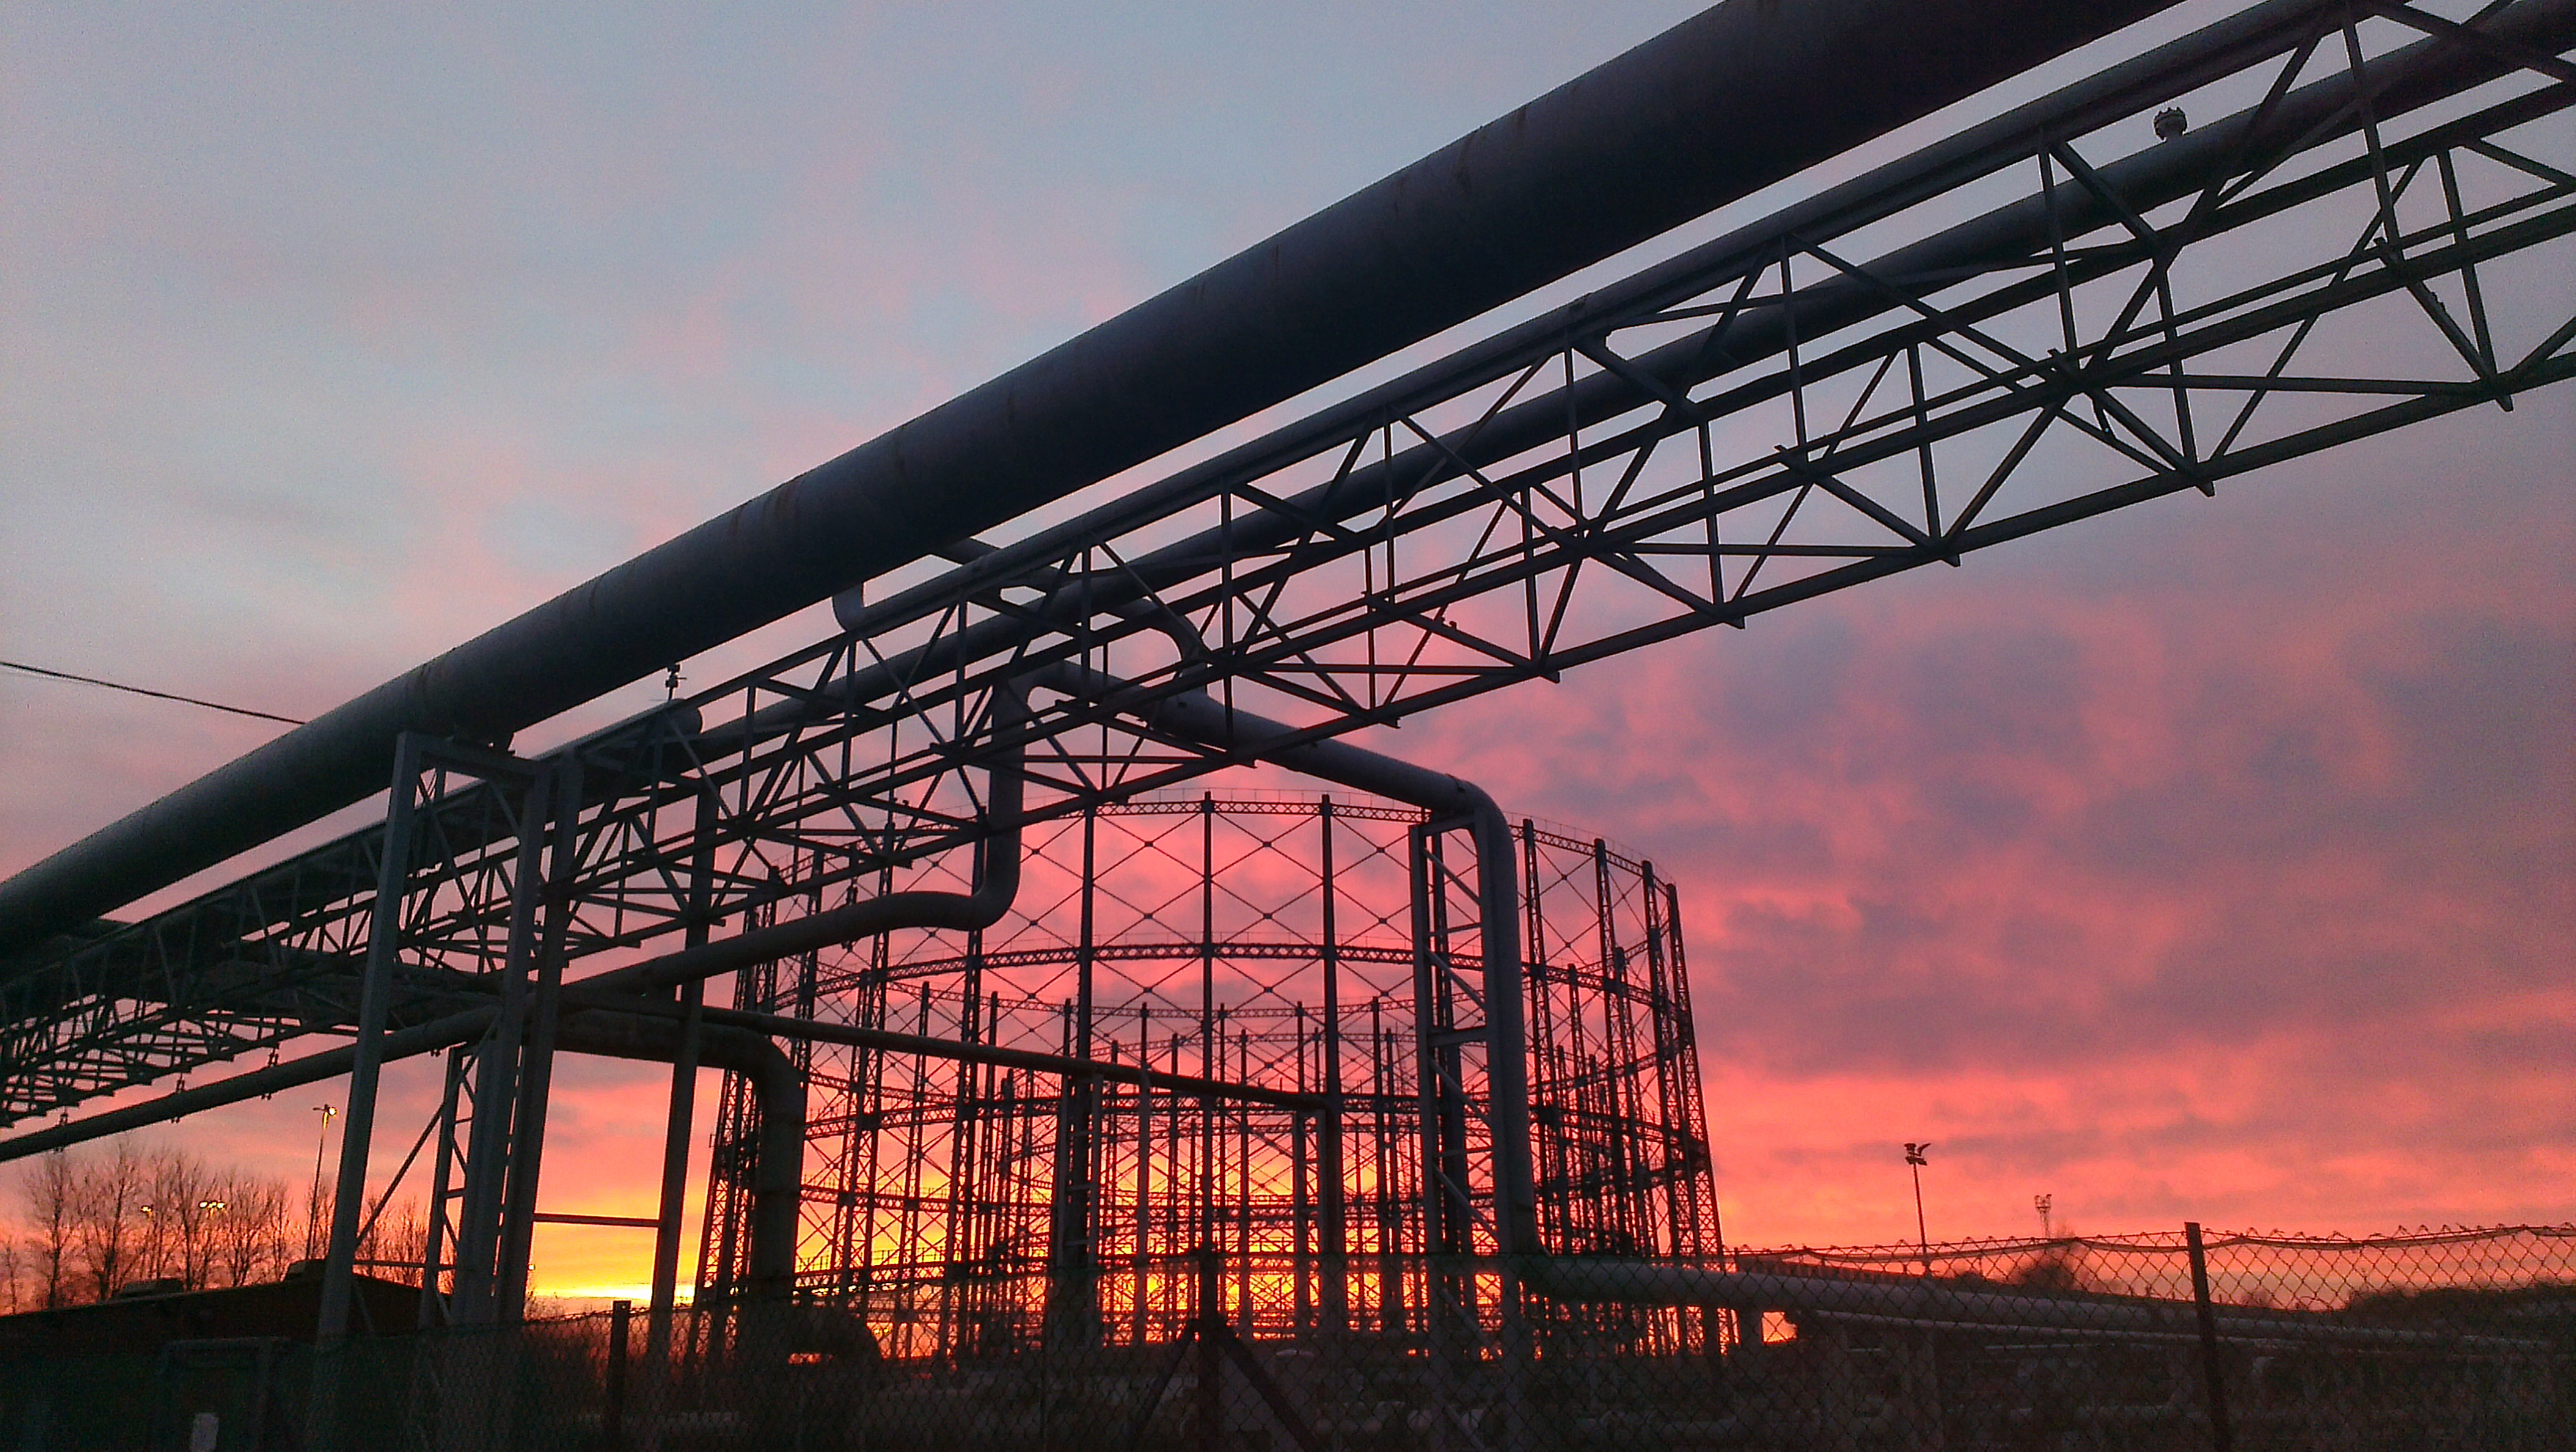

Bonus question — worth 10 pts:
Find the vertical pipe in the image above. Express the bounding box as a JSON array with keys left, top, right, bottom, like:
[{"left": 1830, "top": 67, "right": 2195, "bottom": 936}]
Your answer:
[
  {"left": 1077, "top": 805, "right": 1098, "bottom": 1055},
  {"left": 1409, "top": 829, "right": 1447, "bottom": 1253},
  {"left": 316, "top": 732, "right": 423, "bottom": 1347},
  {"left": 1406, "top": 825, "right": 1462, "bottom": 1448},
  {"left": 1520, "top": 822, "right": 1558, "bottom": 1252},
  {"left": 1471, "top": 807, "right": 1536, "bottom": 1260},
  {"left": 1083, "top": 677, "right": 1539, "bottom": 1257},
  {"left": 1199, "top": 795, "right": 1216, "bottom": 1252},
  {"left": 1414, "top": 829, "right": 1473, "bottom": 1262},
  {"left": 2186, "top": 1222, "right": 2236, "bottom": 1452}
]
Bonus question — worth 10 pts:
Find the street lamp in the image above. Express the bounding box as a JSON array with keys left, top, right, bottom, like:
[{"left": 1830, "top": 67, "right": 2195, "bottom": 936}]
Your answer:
[
  {"left": 307, "top": 1104, "right": 339, "bottom": 1260},
  {"left": 1904, "top": 1143, "right": 1931, "bottom": 1274},
  {"left": 2034, "top": 1193, "right": 2053, "bottom": 1241}
]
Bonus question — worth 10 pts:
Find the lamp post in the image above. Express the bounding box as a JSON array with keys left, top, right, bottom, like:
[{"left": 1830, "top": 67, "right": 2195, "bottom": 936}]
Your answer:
[
  {"left": 2035, "top": 1193, "right": 2053, "bottom": 1241},
  {"left": 307, "top": 1104, "right": 339, "bottom": 1261},
  {"left": 1904, "top": 1143, "right": 1931, "bottom": 1274}
]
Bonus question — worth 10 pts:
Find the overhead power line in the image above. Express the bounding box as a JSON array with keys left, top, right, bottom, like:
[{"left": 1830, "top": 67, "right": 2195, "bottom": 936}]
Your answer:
[{"left": 0, "top": 658, "right": 306, "bottom": 726}]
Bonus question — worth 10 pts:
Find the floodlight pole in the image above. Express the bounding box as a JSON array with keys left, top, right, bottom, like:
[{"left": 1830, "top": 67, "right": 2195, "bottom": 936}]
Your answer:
[
  {"left": 305, "top": 1104, "right": 338, "bottom": 1260},
  {"left": 1904, "top": 1143, "right": 1931, "bottom": 1274}
]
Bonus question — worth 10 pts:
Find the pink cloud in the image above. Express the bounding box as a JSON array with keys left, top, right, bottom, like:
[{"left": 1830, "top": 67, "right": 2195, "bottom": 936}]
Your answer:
[{"left": 1380, "top": 392, "right": 2573, "bottom": 1248}]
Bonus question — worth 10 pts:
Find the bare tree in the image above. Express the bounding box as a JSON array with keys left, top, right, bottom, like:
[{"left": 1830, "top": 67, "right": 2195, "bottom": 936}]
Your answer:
[
  {"left": 13, "top": 1143, "right": 430, "bottom": 1304},
  {"left": 301, "top": 1181, "right": 335, "bottom": 1264},
  {"left": 135, "top": 1172, "right": 170, "bottom": 1283},
  {"left": 358, "top": 1198, "right": 429, "bottom": 1288},
  {"left": 72, "top": 1141, "right": 145, "bottom": 1300},
  {"left": 152, "top": 1150, "right": 219, "bottom": 1289},
  {"left": 23, "top": 1152, "right": 80, "bottom": 1308},
  {"left": 214, "top": 1173, "right": 291, "bottom": 1287}
]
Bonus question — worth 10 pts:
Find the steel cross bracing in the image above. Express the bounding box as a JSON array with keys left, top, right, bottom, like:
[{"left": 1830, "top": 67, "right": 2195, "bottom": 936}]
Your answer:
[
  {"left": 681, "top": 797, "right": 1706, "bottom": 1347},
  {"left": 3, "top": 0, "right": 2571, "bottom": 1125},
  {"left": 0, "top": 721, "right": 679, "bottom": 1121}
]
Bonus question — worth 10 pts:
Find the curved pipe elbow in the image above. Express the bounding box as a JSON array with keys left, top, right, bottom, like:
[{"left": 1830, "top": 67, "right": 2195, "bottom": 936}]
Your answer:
[
  {"left": 582, "top": 717, "right": 1025, "bottom": 999},
  {"left": 558, "top": 1010, "right": 805, "bottom": 1300}
]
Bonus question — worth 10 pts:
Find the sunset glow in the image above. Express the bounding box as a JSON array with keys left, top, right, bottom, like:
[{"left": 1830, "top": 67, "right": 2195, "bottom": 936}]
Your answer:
[{"left": 2, "top": 1, "right": 2567, "bottom": 1308}]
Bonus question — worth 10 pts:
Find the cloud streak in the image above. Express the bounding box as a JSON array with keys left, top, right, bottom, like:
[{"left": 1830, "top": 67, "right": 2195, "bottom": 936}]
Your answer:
[{"left": 1404, "top": 390, "right": 2573, "bottom": 1244}]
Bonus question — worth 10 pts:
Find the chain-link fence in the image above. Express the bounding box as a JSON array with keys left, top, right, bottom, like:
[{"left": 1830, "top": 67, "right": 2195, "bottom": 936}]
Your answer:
[{"left": 6, "top": 1225, "right": 2565, "bottom": 1451}]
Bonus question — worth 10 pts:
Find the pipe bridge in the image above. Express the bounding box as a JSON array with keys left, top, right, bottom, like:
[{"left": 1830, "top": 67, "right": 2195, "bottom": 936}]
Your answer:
[
  {"left": 4, "top": 0, "right": 2567, "bottom": 1128},
  {"left": 0, "top": 0, "right": 2567, "bottom": 1360}
]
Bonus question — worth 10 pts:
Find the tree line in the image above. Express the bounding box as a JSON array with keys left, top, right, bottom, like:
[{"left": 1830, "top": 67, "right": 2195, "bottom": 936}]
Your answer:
[{"left": 0, "top": 1143, "right": 423, "bottom": 1312}]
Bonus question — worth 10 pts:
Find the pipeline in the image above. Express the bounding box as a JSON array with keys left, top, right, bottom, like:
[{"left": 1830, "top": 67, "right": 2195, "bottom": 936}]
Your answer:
[
  {"left": 0, "top": 0, "right": 2183, "bottom": 956},
  {"left": 557, "top": 1012, "right": 804, "bottom": 1304},
  {"left": 0, "top": 730, "right": 1028, "bottom": 1338},
  {"left": 0, "top": 1006, "right": 500, "bottom": 1164},
  {"left": 0, "top": 1001, "right": 803, "bottom": 1302},
  {"left": 819, "top": 0, "right": 2576, "bottom": 714},
  {"left": 1035, "top": 661, "right": 1537, "bottom": 1257},
  {"left": 1523, "top": 1257, "right": 2553, "bottom": 1353},
  {"left": 575, "top": 720, "right": 1022, "bottom": 1001},
  {"left": 575, "top": 990, "right": 1320, "bottom": 1113}
]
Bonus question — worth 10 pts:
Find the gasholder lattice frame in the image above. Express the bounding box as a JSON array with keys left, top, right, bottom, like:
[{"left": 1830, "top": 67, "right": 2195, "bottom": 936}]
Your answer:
[{"left": 691, "top": 794, "right": 1720, "bottom": 1357}]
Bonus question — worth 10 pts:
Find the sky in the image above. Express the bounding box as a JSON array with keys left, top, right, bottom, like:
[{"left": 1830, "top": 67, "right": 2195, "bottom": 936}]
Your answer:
[{"left": 2, "top": 1, "right": 2569, "bottom": 1297}]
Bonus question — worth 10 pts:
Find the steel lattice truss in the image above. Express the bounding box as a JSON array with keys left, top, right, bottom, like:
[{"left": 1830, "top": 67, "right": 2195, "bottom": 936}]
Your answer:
[{"left": 4, "top": 0, "right": 2571, "bottom": 1125}]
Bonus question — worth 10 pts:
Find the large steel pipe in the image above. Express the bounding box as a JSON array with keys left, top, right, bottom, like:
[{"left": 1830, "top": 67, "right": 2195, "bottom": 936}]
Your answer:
[
  {"left": 558, "top": 1012, "right": 806, "bottom": 1305},
  {"left": 822, "top": 0, "right": 2576, "bottom": 706},
  {"left": 1526, "top": 1257, "right": 2554, "bottom": 1352},
  {"left": 0, "top": 0, "right": 2179, "bottom": 955}
]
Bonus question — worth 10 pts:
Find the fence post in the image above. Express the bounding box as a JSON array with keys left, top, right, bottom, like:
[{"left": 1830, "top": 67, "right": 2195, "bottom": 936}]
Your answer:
[
  {"left": 2184, "top": 1223, "right": 2234, "bottom": 1452},
  {"left": 606, "top": 1300, "right": 632, "bottom": 1452}
]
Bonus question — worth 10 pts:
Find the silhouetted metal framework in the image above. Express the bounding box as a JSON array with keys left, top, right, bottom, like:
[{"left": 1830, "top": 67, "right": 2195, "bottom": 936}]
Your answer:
[
  {"left": 0, "top": 0, "right": 2187, "bottom": 957},
  {"left": 687, "top": 795, "right": 1715, "bottom": 1354},
  {"left": 2, "top": 0, "right": 2567, "bottom": 1138},
  {"left": 0, "top": 6, "right": 2566, "bottom": 1383}
]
